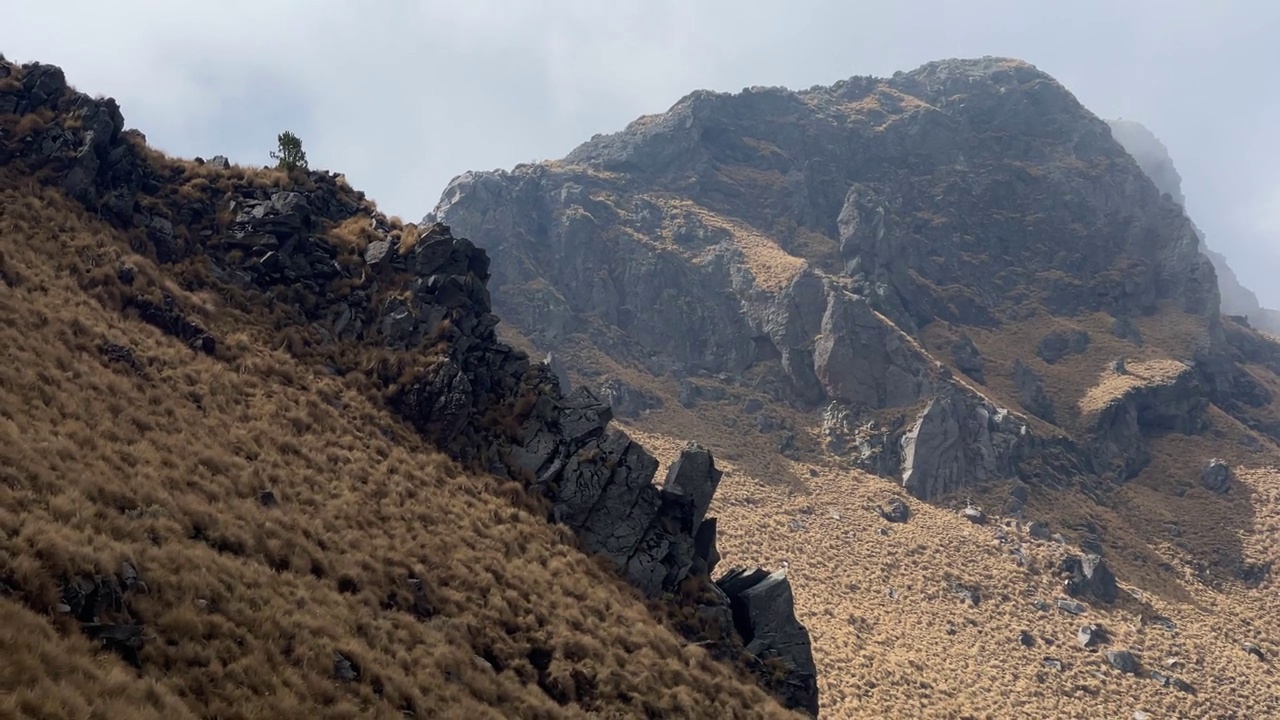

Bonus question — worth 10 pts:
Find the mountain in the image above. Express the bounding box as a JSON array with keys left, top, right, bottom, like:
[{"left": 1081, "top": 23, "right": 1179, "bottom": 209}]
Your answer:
[
  {"left": 1106, "top": 118, "right": 1280, "bottom": 336},
  {"left": 433, "top": 57, "right": 1280, "bottom": 717},
  {"left": 0, "top": 56, "right": 817, "bottom": 718}
]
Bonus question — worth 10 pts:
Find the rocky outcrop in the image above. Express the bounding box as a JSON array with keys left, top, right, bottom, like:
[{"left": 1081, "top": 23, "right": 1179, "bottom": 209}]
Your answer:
[
  {"left": 898, "top": 388, "right": 1034, "bottom": 500},
  {"left": 433, "top": 56, "right": 1230, "bottom": 509},
  {"left": 0, "top": 58, "right": 815, "bottom": 715},
  {"left": 1013, "top": 359, "right": 1056, "bottom": 423},
  {"left": 599, "top": 377, "right": 663, "bottom": 418},
  {"left": 1201, "top": 459, "right": 1232, "bottom": 494},
  {"left": 1085, "top": 368, "right": 1210, "bottom": 480},
  {"left": 1060, "top": 554, "right": 1118, "bottom": 604},
  {"left": 1036, "top": 329, "right": 1090, "bottom": 364},
  {"left": 1108, "top": 119, "right": 1280, "bottom": 335},
  {"left": 812, "top": 286, "right": 934, "bottom": 409},
  {"left": 951, "top": 333, "right": 986, "bottom": 383},
  {"left": 717, "top": 568, "right": 820, "bottom": 716}
]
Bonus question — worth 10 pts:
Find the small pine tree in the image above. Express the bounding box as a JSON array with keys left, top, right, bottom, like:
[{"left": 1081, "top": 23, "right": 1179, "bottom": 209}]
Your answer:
[{"left": 270, "top": 130, "right": 308, "bottom": 171}]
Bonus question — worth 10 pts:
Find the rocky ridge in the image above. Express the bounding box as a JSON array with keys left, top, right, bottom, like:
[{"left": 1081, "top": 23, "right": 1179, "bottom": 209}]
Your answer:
[
  {"left": 0, "top": 57, "right": 816, "bottom": 715},
  {"left": 1107, "top": 119, "right": 1280, "bottom": 336},
  {"left": 432, "top": 56, "right": 1271, "bottom": 503}
]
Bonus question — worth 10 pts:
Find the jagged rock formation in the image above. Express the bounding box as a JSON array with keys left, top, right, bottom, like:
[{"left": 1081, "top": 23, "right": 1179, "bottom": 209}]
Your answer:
[
  {"left": 0, "top": 57, "right": 815, "bottom": 716},
  {"left": 718, "top": 568, "right": 820, "bottom": 716},
  {"left": 1107, "top": 119, "right": 1280, "bottom": 335},
  {"left": 435, "top": 56, "right": 1251, "bottom": 503}
]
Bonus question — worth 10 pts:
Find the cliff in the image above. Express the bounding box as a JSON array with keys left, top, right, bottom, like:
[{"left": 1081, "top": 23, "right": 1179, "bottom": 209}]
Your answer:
[{"left": 1107, "top": 119, "right": 1280, "bottom": 335}]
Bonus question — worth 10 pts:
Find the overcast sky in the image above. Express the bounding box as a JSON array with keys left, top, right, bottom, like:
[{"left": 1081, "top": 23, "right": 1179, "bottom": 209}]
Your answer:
[{"left": 4, "top": 1, "right": 1279, "bottom": 303}]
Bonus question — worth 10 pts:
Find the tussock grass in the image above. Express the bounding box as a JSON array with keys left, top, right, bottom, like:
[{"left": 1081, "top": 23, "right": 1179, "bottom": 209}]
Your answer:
[
  {"left": 0, "top": 179, "right": 797, "bottom": 718},
  {"left": 544, "top": 298, "right": 1280, "bottom": 717},
  {"left": 1078, "top": 358, "right": 1191, "bottom": 416}
]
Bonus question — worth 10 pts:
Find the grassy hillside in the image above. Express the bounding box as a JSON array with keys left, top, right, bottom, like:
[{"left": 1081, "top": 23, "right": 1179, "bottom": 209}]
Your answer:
[
  {"left": 0, "top": 71, "right": 798, "bottom": 718},
  {"left": 531, "top": 288, "right": 1280, "bottom": 719}
]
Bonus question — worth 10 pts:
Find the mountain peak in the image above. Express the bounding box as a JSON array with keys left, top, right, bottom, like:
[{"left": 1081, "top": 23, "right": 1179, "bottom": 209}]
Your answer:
[{"left": 437, "top": 54, "right": 1280, "bottom": 717}]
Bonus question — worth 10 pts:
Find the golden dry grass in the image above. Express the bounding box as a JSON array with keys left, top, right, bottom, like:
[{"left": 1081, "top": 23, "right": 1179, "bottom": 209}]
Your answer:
[
  {"left": 544, "top": 294, "right": 1280, "bottom": 717},
  {"left": 1078, "top": 358, "right": 1191, "bottom": 416},
  {"left": 0, "top": 179, "right": 798, "bottom": 718},
  {"left": 655, "top": 199, "right": 807, "bottom": 293}
]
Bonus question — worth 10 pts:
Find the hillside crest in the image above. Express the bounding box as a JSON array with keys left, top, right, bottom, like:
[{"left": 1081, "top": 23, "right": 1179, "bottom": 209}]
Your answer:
[{"left": 0, "top": 55, "right": 817, "bottom": 716}]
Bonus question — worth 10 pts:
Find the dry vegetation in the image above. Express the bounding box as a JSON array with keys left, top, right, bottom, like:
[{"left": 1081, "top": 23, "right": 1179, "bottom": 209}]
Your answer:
[
  {"left": 1078, "top": 358, "right": 1191, "bottom": 416},
  {"left": 658, "top": 199, "right": 807, "bottom": 293},
  {"left": 538, "top": 293, "right": 1280, "bottom": 717},
  {"left": 0, "top": 178, "right": 797, "bottom": 718}
]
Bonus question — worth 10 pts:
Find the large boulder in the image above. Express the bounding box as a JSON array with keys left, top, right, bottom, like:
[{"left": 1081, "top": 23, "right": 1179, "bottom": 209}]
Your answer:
[
  {"left": 1201, "top": 458, "right": 1232, "bottom": 494},
  {"left": 1060, "top": 553, "right": 1118, "bottom": 604},
  {"left": 717, "top": 568, "right": 819, "bottom": 717},
  {"left": 898, "top": 389, "right": 1031, "bottom": 500}
]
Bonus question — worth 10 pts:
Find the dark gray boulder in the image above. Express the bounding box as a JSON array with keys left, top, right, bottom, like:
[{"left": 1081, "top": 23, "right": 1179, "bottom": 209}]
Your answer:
[
  {"left": 897, "top": 389, "right": 1031, "bottom": 500},
  {"left": 1036, "top": 329, "right": 1090, "bottom": 364},
  {"left": 599, "top": 377, "right": 663, "bottom": 418},
  {"left": 1201, "top": 458, "right": 1232, "bottom": 494},
  {"left": 1061, "top": 553, "right": 1118, "bottom": 604},
  {"left": 717, "top": 567, "right": 819, "bottom": 717},
  {"left": 1013, "top": 358, "right": 1056, "bottom": 423},
  {"left": 951, "top": 333, "right": 986, "bottom": 383},
  {"left": 877, "top": 497, "right": 910, "bottom": 523},
  {"left": 1105, "top": 649, "right": 1140, "bottom": 674}
]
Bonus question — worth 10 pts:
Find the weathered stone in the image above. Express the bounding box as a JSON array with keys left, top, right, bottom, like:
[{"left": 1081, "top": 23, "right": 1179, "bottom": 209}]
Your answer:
[
  {"left": 898, "top": 390, "right": 1030, "bottom": 500},
  {"left": 1028, "top": 520, "right": 1051, "bottom": 540},
  {"left": 951, "top": 333, "right": 986, "bottom": 383},
  {"left": 717, "top": 567, "right": 819, "bottom": 716},
  {"left": 1201, "top": 458, "right": 1232, "bottom": 494},
  {"left": 1013, "top": 358, "right": 1056, "bottom": 423},
  {"left": 1036, "top": 329, "right": 1090, "bottom": 364},
  {"left": 663, "top": 443, "right": 723, "bottom": 531},
  {"left": 364, "top": 239, "right": 392, "bottom": 266},
  {"left": 599, "top": 377, "right": 662, "bottom": 418},
  {"left": 1061, "top": 554, "right": 1118, "bottom": 604},
  {"left": 1105, "top": 649, "right": 1139, "bottom": 674},
  {"left": 1078, "top": 624, "right": 1106, "bottom": 648},
  {"left": 1056, "top": 598, "right": 1087, "bottom": 615},
  {"left": 877, "top": 497, "right": 910, "bottom": 523}
]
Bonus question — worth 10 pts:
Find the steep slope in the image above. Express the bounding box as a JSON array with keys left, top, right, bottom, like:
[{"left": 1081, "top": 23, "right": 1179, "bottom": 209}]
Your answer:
[
  {"left": 0, "top": 58, "right": 813, "bottom": 717},
  {"left": 1107, "top": 119, "right": 1280, "bottom": 335},
  {"left": 434, "top": 57, "right": 1280, "bottom": 718}
]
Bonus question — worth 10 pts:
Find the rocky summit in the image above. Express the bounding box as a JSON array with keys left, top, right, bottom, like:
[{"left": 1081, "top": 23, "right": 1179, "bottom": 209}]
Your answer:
[{"left": 433, "top": 56, "right": 1280, "bottom": 717}]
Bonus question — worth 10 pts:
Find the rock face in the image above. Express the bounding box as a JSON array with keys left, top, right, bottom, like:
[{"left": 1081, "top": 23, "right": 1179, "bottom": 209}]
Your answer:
[
  {"left": 1061, "top": 554, "right": 1118, "bottom": 604},
  {"left": 433, "top": 55, "right": 1240, "bottom": 506},
  {"left": 1013, "top": 359, "right": 1056, "bottom": 423},
  {"left": 0, "top": 58, "right": 815, "bottom": 716},
  {"left": 1108, "top": 119, "right": 1280, "bottom": 335},
  {"left": 1201, "top": 458, "right": 1232, "bottom": 494},
  {"left": 717, "top": 568, "right": 820, "bottom": 716},
  {"left": 898, "top": 389, "right": 1034, "bottom": 500},
  {"left": 1085, "top": 366, "right": 1210, "bottom": 481}
]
